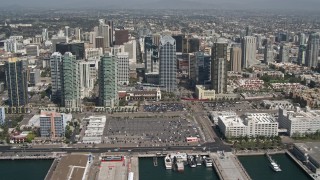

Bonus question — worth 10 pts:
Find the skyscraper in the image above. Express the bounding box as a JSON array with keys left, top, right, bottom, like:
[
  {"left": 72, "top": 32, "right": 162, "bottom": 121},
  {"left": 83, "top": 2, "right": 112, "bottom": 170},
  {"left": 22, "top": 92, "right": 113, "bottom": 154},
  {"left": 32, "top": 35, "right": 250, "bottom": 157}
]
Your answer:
[
  {"left": 61, "top": 53, "right": 81, "bottom": 109},
  {"left": 299, "top": 33, "right": 306, "bottom": 45},
  {"left": 246, "top": 26, "right": 252, "bottom": 36},
  {"left": 56, "top": 42, "right": 85, "bottom": 60},
  {"left": 95, "top": 36, "right": 104, "bottom": 50},
  {"left": 116, "top": 52, "right": 129, "bottom": 85},
  {"left": 50, "top": 52, "right": 63, "bottom": 103},
  {"left": 230, "top": 44, "right": 242, "bottom": 72},
  {"left": 188, "top": 38, "right": 200, "bottom": 53},
  {"left": 195, "top": 52, "right": 211, "bottom": 84},
  {"left": 5, "top": 58, "right": 28, "bottom": 107},
  {"left": 279, "top": 44, "right": 290, "bottom": 63},
  {"left": 264, "top": 40, "right": 274, "bottom": 64},
  {"left": 298, "top": 45, "right": 307, "bottom": 65},
  {"left": 99, "top": 54, "right": 118, "bottom": 108},
  {"left": 211, "top": 41, "right": 228, "bottom": 94},
  {"left": 159, "top": 35, "right": 177, "bottom": 92},
  {"left": 172, "top": 35, "right": 183, "bottom": 53},
  {"left": 107, "top": 20, "right": 114, "bottom": 47},
  {"left": 114, "top": 30, "right": 129, "bottom": 45},
  {"left": 305, "top": 33, "right": 320, "bottom": 68},
  {"left": 242, "top": 36, "right": 257, "bottom": 68},
  {"left": 98, "top": 20, "right": 110, "bottom": 49}
]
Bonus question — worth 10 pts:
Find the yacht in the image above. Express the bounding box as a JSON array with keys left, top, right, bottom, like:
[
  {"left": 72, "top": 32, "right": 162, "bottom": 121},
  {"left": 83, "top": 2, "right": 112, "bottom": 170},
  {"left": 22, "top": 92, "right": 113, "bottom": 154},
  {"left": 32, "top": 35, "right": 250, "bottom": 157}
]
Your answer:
[
  {"left": 187, "top": 155, "right": 196, "bottom": 168},
  {"left": 196, "top": 155, "right": 202, "bottom": 166},
  {"left": 203, "top": 156, "right": 213, "bottom": 167},
  {"left": 266, "top": 153, "right": 282, "bottom": 172},
  {"left": 164, "top": 155, "right": 172, "bottom": 170}
]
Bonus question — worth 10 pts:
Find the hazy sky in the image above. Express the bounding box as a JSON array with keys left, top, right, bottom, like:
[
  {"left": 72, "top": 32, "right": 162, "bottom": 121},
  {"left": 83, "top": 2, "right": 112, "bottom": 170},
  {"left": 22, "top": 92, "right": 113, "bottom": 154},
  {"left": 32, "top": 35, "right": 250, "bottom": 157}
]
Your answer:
[{"left": 1, "top": 0, "right": 320, "bottom": 10}]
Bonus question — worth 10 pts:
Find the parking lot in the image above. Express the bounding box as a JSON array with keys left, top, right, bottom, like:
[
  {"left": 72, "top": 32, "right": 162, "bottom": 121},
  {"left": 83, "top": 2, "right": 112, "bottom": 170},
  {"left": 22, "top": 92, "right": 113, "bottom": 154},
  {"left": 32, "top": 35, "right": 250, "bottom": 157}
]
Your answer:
[
  {"left": 103, "top": 117, "right": 201, "bottom": 147},
  {"left": 202, "top": 101, "right": 254, "bottom": 112},
  {"left": 143, "top": 103, "right": 186, "bottom": 112}
]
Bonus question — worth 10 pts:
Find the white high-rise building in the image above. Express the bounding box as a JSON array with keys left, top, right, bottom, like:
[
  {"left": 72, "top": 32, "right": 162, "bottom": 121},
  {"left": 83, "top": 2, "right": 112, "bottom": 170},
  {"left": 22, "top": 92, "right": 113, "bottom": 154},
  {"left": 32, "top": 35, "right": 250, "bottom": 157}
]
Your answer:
[
  {"left": 242, "top": 36, "right": 257, "bottom": 68},
  {"left": 98, "top": 20, "right": 110, "bottom": 49},
  {"left": 75, "top": 27, "right": 81, "bottom": 41},
  {"left": 124, "top": 40, "right": 137, "bottom": 66},
  {"left": 159, "top": 35, "right": 177, "bottom": 92},
  {"left": 89, "top": 31, "right": 96, "bottom": 47},
  {"left": 79, "top": 61, "right": 95, "bottom": 98},
  {"left": 117, "top": 52, "right": 129, "bottom": 85},
  {"left": 4, "top": 39, "right": 17, "bottom": 53},
  {"left": 50, "top": 52, "right": 63, "bottom": 102}
]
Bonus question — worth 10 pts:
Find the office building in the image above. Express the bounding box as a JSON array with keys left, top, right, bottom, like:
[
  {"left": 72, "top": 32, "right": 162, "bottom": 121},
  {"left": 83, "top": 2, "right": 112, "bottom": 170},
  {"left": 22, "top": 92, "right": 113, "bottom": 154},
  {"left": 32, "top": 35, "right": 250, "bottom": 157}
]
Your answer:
[
  {"left": 107, "top": 20, "right": 114, "bottom": 47},
  {"left": 279, "top": 107, "right": 320, "bottom": 137},
  {"left": 144, "top": 36, "right": 159, "bottom": 74},
  {"left": 172, "top": 35, "right": 183, "bottom": 53},
  {"left": 61, "top": 53, "right": 81, "bottom": 109},
  {"left": 26, "top": 44, "right": 39, "bottom": 56},
  {"left": 89, "top": 31, "right": 96, "bottom": 47},
  {"left": 117, "top": 52, "right": 129, "bottom": 85},
  {"left": 85, "top": 48, "right": 103, "bottom": 59},
  {"left": 159, "top": 35, "right": 177, "bottom": 92},
  {"left": 211, "top": 41, "right": 228, "bottom": 93},
  {"left": 305, "top": 33, "right": 320, "bottom": 68},
  {"left": 50, "top": 52, "right": 63, "bottom": 102},
  {"left": 195, "top": 52, "right": 211, "bottom": 84},
  {"left": 218, "top": 112, "right": 278, "bottom": 138},
  {"left": 29, "top": 69, "right": 40, "bottom": 86},
  {"left": 40, "top": 112, "right": 66, "bottom": 138},
  {"left": 196, "top": 85, "right": 215, "bottom": 100},
  {"left": 5, "top": 58, "right": 28, "bottom": 107},
  {"left": 298, "top": 45, "right": 307, "bottom": 65},
  {"left": 4, "top": 39, "right": 17, "bottom": 53},
  {"left": 98, "top": 20, "right": 110, "bottom": 49},
  {"left": 152, "top": 34, "right": 161, "bottom": 46},
  {"left": 299, "top": 33, "right": 306, "bottom": 45},
  {"left": 230, "top": 44, "right": 242, "bottom": 72},
  {"left": 188, "top": 38, "right": 200, "bottom": 53},
  {"left": 124, "top": 40, "right": 137, "bottom": 65},
  {"left": 279, "top": 44, "right": 290, "bottom": 63},
  {"left": 79, "top": 61, "right": 95, "bottom": 98},
  {"left": 56, "top": 42, "right": 85, "bottom": 60},
  {"left": 95, "top": 36, "right": 104, "bottom": 50},
  {"left": 242, "top": 36, "right": 257, "bottom": 68},
  {"left": 114, "top": 30, "right": 129, "bottom": 45},
  {"left": 74, "top": 27, "right": 81, "bottom": 41},
  {"left": 246, "top": 26, "right": 252, "bottom": 36},
  {"left": 0, "top": 107, "right": 5, "bottom": 125},
  {"left": 264, "top": 41, "right": 274, "bottom": 64},
  {"left": 42, "top": 28, "right": 48, "bottom": 41},
  {"left": 99, "top": 54, "right": 118, "bottom": 107}
]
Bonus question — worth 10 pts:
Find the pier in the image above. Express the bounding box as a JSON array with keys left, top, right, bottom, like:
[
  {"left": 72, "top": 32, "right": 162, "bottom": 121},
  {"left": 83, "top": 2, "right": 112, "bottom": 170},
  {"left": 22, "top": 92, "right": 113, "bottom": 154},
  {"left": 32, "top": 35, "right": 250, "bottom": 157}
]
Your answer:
[
  {"left": 210, "top": 152, "right": 252, "bottom": 180},
  {"left": 153, "top": 157, "right": 158, "bottom": 166}
]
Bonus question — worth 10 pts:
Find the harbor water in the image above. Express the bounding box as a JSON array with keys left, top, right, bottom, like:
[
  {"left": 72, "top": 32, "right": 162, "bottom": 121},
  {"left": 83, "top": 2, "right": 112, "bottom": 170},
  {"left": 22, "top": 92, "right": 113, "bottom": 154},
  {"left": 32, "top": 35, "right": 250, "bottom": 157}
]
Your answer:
[
  {"left": 139, "top": 157, "right": 220, "bottom": 180},
  {"left": 238, "top": 154, "right": 312, "bottom": 180},
  {"left": 0, "top": 159, "right": 53, "bottom": 180}
]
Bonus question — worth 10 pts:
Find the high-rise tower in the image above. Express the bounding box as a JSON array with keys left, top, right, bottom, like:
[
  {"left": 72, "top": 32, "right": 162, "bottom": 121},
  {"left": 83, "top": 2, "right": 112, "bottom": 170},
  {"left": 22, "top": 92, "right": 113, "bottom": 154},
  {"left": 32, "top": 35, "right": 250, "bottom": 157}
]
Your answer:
[
  {"left": 5, "top": 58, "right": 28, "bottom": 107},
  {"left": 211, "top": 41, "right": 228, "bottom": 94},
  {"left": 305, "top": 33, "right": 320, "bottom": 68},
  {"left": 242, "top": 36, "right": 257, "bottom": 68},
  {"left": 99, "top": 54, "right": 118, "bottom": 107},
  {"left": 159, "top": 35, "right": 177, "bottom": 92}
]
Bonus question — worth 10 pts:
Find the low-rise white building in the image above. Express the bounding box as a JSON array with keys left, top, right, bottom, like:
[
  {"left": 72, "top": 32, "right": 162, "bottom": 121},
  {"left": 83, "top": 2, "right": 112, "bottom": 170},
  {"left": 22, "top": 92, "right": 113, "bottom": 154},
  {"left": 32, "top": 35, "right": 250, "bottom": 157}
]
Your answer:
[
  {"left": 218, "top": 112, "right": 278, "bottom": 137},
  {"left": 82, "top": 116, "right": 106, "bottom": 144},
  {"left": 279, "top": 107, "right": 320, "bottom": 137}
]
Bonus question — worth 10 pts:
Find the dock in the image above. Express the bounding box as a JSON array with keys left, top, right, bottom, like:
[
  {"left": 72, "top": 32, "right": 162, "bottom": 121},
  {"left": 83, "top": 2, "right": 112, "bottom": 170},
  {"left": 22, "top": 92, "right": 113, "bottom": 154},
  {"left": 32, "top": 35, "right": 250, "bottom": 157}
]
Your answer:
[
  {"left": 153, "top": 157, "right": 158, "bottom": 166},
  {"left": 130, "top": 157, "right": 139, "bottom": 180},
  {"left": 210, "top": 152, "right": 252, "bottom": 180}
]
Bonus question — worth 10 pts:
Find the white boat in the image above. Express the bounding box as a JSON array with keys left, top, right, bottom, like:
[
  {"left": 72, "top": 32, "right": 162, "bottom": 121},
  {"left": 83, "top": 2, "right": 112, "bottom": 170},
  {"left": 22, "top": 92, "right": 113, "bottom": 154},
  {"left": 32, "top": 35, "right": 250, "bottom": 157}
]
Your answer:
[
  {"left": 204, "top": 156, "right": 213, "bottom": 167},
  {"left": 164, "top": 155, "right": 172, "bottom": 170},
  {"left": 266, "top": 153, "right": 282, "bottom": 172},
  {"left": 270, "top": 162, "right": 282, "bottom": 172},
  {"left": 187, "top": 155, "right": 196, "bottom": 168},
  {"left": 171, "top": 152, "right": 187, "bottom": 162}
]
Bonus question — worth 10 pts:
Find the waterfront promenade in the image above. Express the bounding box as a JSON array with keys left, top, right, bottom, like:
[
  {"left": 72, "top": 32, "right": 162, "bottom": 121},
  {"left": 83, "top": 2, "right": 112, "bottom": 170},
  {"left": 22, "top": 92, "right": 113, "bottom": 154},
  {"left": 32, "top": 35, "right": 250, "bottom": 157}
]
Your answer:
[{"left": 210, "top": 152, "right": 252, "bottom": 180}]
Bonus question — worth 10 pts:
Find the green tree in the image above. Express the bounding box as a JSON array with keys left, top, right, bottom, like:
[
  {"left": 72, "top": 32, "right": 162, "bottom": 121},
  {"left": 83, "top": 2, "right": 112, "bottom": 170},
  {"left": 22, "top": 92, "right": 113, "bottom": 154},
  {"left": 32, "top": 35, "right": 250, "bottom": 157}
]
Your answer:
[{"left": 26, "top": 133, "right": 35, "bottom": 143}]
